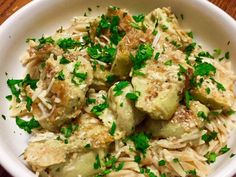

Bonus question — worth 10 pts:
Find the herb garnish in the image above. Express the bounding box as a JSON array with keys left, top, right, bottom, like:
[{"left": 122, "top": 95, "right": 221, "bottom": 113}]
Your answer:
[
  {"left": 130, "top": 132, "right": 150, "bottom": 154},
  {"left": 16, "top": 117, "right": 40, "bottom": 133},
  {"left": 109, "top": 122, "right": 116, "bottom": 136},
  {"left": 113, "top": 81, "right": 129, "bottom": 96}
]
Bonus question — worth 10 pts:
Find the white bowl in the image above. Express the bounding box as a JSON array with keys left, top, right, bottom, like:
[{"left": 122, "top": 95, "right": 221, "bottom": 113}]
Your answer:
[{"left": 0, "top": 0, "right": 236, "bottom": 177}]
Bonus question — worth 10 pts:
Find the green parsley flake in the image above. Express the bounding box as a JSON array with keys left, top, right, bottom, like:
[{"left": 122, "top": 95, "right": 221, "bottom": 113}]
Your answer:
[
  {"left": 219, "top": 145, "right": 230, "bottom": 154},
  {"left": 16, "top": 117, "right": 40, "bottom": 134},
  {"left": 158, "top": 160, "right": 166, "bottom": 166},
  {"left": 213, "top": 48, "right": 222, "bottom": 58},
  {"left": 60, "top": 124, "right": 78, "bottom": 138},
  {"left": 60, "top": 57, "right": 70, "bottom": 64},
  {"left": 230, "top": 153, "right": 235, "bottom": 158},
  {"left": 186, "top": 169, "right": 197, "bottom": 176},
  {"left": 185, "top": 42, "right": 196, "bottom": 56},
  {"left": 160, "top": 24, "right": 168, "bottom": 31},
  {"left": 5, "top": 95, "right": 12, "bottom": 101},
  {"left": 91, "top": 102, "right": 109, "bottom": 116},
  {"left": 109, "top": 122, "right": 116, "bottom": 136},
  {"left": 164, "top": 60, "right": 172, "bottom": 66},
  {"left": 194, "top": 62, "right": 216, "bottom": 76},
  {"left": 126, "top": 92, "right": 139, "bottom": 101},
  {"left": 171, "top": 40, "right": 181, "bottom": 49},
  {"left": 56, "top": 70, "right": 65, "bottom": 80},
  {"left": 185, "top": 90, "right": 192, "bottom": 109},
  {"left": 202, "top": 131, "right": 217, "bottom": 143},
  {"left": 173, "top": 158, "right": 179, "bottom": 163},
  {"left": 197, "top": 111, "right": 208, "bottom": 121},
  {"left": 210, "top": 77, "right": 226, "bottom": 91},
  {"left": 132, "top": 14, "right": 145, "bottom": 23},
  {"left": 205, "top": 87, "right": 211, "bottom": 94},
  {"left": 206, "top": 152, "right": 217, "bottom": 164},
  {"left": 154, "top": 52, "right": 160, "bottom": 60},
  {"left": 225, "top": 51, "right": 230, "bottom": 59},
  {"left": 131, "top": 43, "right": 154, "bottom": 70},
  {"left": 57, "top": 38, "right": 80, "bottom": 50},
  {"left": 86, "top": 98, "right": 96, "bottom": 105},
  {"left": 113, "top": 81, "right": 129, "bottom": 96},
  {"left": 177, "top": 64, "right": 187, "bottom": 80},
  {"left": 26, "top": 96, "right": 33, "bottom": 111},
  {"left": 130, "top": 132, "right": 150, "bottom": 154},
  {"left": 94, "top": 154, "right": 101, "bottom": 169},
  {"left": 84, "top": 144, "right": 91, "bottom": 148},
  {"left": 106, "top": 75, "right": 117, "bottom": 84},
  {"left": 225, "top": 109, "right": 236, "bottom": 116},
  {"left": 198, "top": 51, "right": 214, "bottom": 59},
  {"left": 87, "top": 44, "right": 116, "bottom": 63},
  {"left": 134, "top": 155, "right": 141, "bottom": 163},
  {"left": 1, "top": 114, "right": 6, "bottom": 120},
  {"left": 187, "top": 31, "right": 194, "bottom": 38}
]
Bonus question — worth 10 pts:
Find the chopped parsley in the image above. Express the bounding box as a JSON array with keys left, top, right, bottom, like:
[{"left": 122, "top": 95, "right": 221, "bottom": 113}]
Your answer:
[
  {"left": 134, "top": 155, "right": 141, "bottom": 163},
  {"left": 36, "top": 36, "right": 54, "bottom": 49},
  {"left": 106, "top": 75, "right": 117, "bottom": 84},
  {"left": 94, "top": 154, "right": 101, "bottom": 169},
  {"left": 91, "top": 102, "right": 109, "bottom": 116},
  {"left": 132, "top": 14, "right": 145, "bottom": 23},
  {"left": 197, "top": 111, "right": 208, "bottom": 121},
  {"left": 87, "top": 44, "right": 116, "bottom": 63},
  {"left": 225, "top": 51, "right": 230, "bottom": 59},
  {"left": 164, "top": 60, "right": 172, "bottom": 66},
  {"left": 186, "top": 169, "right": 197, "bottom": 176},
  {"left": 180, "top": 14, "right": 184, "bottom": 20},
  {"left": 213, "top": 48, "right": 222, "bottom": 58},
  {"left": 1, "top": 114, "right": 6, "bottom": 120},
  {"left": 57, "top": 38, "right": 80, "bottom": 50},
  {"left": 187, "top": 31, "right": 194, "bottom": 38},
  {"left": 7, "top": 79, "right": 23, "bottom": 102},
  {"left": 130, "top": 132, "right": 150, "bottom": 154},
  {"left": 22, "top": 74, "right": 38, "bottom": 90},
  {"left": 171, "top": 40, "right": 181, "bottom": 49},
  {"left": 205, "top": 87, "right": 211, "bottom": 94},
  {"left": 25, "top": 96, "right": 33, "bottom": 111},
  {"left": 113, "top": 81, "right": 129, "bottom": 96},
  {"left": 131, "top": 43, "right": 154, "bottom": 70},
  {"left": 16, "top": 117, "right": 40, "bottom": 133},
  {"left": 154, "top": 52, "right": 160, "bottom": 60},
  {"left": 72, "top": 62, "right": 87, "bottom": 85},
  {"left": 225, "top": 109, "right": 236, "bottom": 116},
  {"left": 86, "top": 98, "right": 96, "bottom": 105},
  {"left": 59, "top": 57, "right": 70, "bottom": 64},
  {"left": 210, "top": 77, "right": 226, "bottom": 91},
  {"left": 56, "top": 70, "right": 65, "bottom": 80},
  {"left": 109, "top": 122, "right": 116, "bottom": 136},
  {"left": 185, "top": 90, "right": 192, "bottom": 109},
  {"left": 206, "top": 152, "right": 217, "bottom": 164},
  {"left": 230, "top": 153, "right": 235, "bottom": 158},
  {"left": 160, "top": 24, "right": 168, "bottom": 31},
  {"left": 126, "top": 92, "right": 140, "bottom": 101},
  {"left": 219, "top": 145, "right": 230, "bottom": 154},
  {"left": 84, "top": 144, "right": 91, "bottom": 148},
  {"left": 173, "top": 158, "right": 179, "bottom": 163},
  {"left": 194, "top": 62, "right": 216, "bottom": 76},
  {"left": 202, "top": 131, "right": 217, "bottom": 143},
  {"left": 198, "top": 51, "right": 214, "bottom": 59},
  {"left": 177, "top": 64, "right": 187, "bottom": 80},
  {"left": 185, "top": 42, "right": 196, "bottom": 57},
  {"left": 60, "top": 124, "right": 78, "bottom": 138},
  {"left": 158, "top": 160, "right": 166, "bottom": 166},
  {"left": 5, "top": 95, "right": 12, "bottom": 101}
]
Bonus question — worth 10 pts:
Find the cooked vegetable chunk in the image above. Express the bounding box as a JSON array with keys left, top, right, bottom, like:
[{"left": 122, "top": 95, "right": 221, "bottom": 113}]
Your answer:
[
  {"left": 132, "top": 58, "right": 186, "bottom": 120},
  {"left": 30, "top": 56, "right": 93, "bottom": 131},
  {"left": 143, "top": 101, "right": 210, "bottom": 138},
  {"left": 24, "top": 113, "right": 113, "bottom": 171}
]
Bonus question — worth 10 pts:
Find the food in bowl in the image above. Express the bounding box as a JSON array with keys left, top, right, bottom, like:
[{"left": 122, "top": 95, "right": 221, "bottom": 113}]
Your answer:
[{"left": 6, "top": 5, "right": 236, "bottom": 177}]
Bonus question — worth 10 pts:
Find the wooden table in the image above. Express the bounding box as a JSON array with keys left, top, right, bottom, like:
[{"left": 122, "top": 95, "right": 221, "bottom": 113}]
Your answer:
[{"left": 0, "top": 0, "right": 235, "bottom": 176}]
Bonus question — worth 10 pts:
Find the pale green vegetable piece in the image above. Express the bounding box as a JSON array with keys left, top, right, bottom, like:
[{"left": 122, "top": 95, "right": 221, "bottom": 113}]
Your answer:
[
  {"left": 48, "top": 151, "right": 104, "bottom": 177},
  {"left": 132, "top": 60, "right": 185, "bottom": 120},
  {"left": 143, "top": 101, "right": 210, "bottom": 138}
]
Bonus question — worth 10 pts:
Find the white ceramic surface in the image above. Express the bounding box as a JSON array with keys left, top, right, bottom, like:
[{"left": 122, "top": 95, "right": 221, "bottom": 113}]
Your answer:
[{"left": 0, "top": 0, "right": 236, "bottom": 177}]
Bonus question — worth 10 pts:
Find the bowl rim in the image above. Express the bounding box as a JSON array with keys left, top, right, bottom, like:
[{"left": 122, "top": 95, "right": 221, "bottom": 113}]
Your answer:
[{"left": 0, "top": 0, "right": 236, "bottom": 177}]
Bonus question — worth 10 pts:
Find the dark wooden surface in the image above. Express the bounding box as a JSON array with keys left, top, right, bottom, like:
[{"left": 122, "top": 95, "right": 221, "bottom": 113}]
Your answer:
[{"left": 0, "top": 0, "right": 235, "bottom": 176}]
